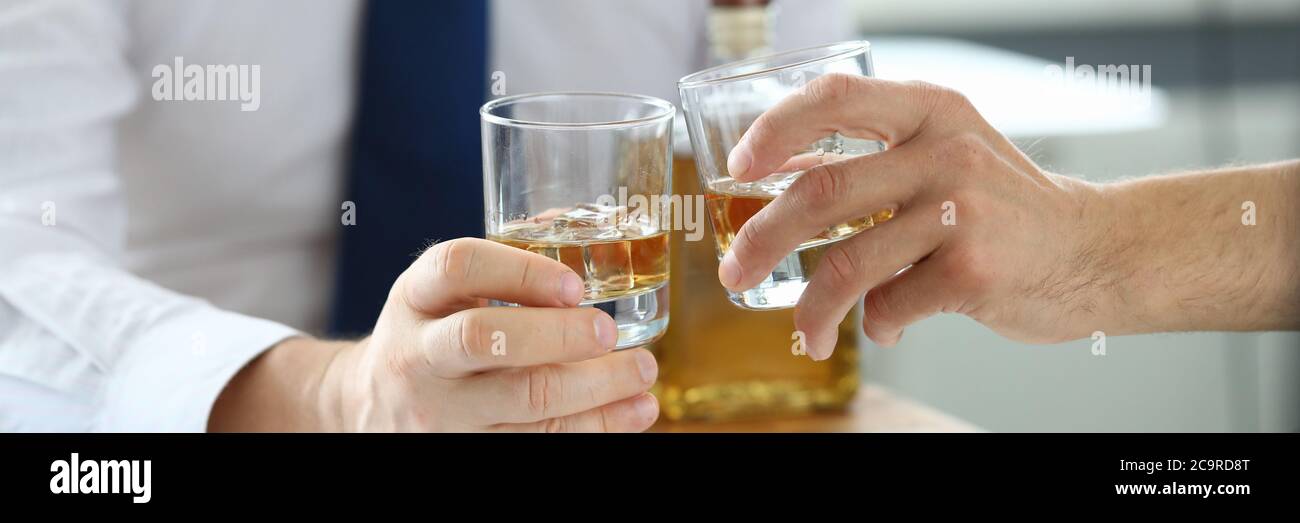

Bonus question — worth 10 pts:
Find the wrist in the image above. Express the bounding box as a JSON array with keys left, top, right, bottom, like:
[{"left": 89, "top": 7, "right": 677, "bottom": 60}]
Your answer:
[
  {"left": 1085, "top": 174, "right": 1221, "bottom": 335},
  {"left": 313, "top": 337, "right": 364, "bottom": 432},
  {"left": 208, "top": 336, "right": 353, "bottom": 432},
  {"left": 1069, "top": 177, "right": 1161, "bottom": 336}
]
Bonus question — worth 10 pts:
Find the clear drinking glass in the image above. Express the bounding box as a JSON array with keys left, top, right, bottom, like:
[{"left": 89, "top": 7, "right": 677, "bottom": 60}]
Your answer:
[
  {"left": 678, "top": 40, "right": 888, "bottom": 310},
  {"left": 481, "top": 92, "right": 674, "bottom": 348}
]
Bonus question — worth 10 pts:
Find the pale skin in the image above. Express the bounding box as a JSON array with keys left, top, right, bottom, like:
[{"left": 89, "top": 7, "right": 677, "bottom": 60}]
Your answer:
[
  {"left": 209, "top": 238, "right": 660, "bottom": 432},
  {"left": 718, "top": 74, "right": 1300, "bottom": 360}
]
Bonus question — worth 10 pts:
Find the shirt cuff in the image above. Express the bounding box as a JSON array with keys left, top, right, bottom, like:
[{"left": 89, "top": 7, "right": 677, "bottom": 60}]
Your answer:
[{"left": 95, "top": 306, "right": 299, "bottom": 432}]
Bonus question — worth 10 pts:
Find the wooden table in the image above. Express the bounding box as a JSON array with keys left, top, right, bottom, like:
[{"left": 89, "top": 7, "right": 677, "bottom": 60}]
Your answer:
[{"left": 651, "top": 384, "right": 981, "bottom": 433}]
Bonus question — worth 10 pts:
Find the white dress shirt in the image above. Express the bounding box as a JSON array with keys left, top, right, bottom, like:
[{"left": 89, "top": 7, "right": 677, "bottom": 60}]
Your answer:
[{"left": 0, "top": 0, "right": 847, "bottom": 431}]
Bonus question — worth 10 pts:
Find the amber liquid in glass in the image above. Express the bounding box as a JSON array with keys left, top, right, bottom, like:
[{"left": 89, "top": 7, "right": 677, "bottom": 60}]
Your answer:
[
  {"left": 489, "top": 205, "right": 669, "bottom": 302},
  {"left": 704, "top": 174, "right": 890, "bottom": 254}
]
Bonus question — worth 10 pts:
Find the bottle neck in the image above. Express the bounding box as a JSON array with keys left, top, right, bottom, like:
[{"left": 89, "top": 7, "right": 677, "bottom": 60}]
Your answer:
[{"left": 708, "top": 0, "right": 773, "bottom": 64}]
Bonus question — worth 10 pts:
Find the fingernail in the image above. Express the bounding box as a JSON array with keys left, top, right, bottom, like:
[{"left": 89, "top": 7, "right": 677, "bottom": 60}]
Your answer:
[
  {"left": 727, "top": 140, "right": 752, "bottom": 179},
  {"left": 634, "top": 394, "right": 659, "bottom": 422},
  {"left": 594, "top": 313, "right": 618, "bottom": 350},
  {"left": 718, "top": 251, "right": 741, "bottom": 289},
  {"left": 635, "top": 350, "right": 658, "bottom": 384},
  {"left": 560, "top": 272, "right": 584, "bottom": 304}
]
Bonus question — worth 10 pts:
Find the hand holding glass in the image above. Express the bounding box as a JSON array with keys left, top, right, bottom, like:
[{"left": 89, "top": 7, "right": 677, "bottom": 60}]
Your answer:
[
  {"left": 678, "top": 41, "right": 890, "bottom": 310},
  {"left": 481, "top": 92, "right": 674, "bottom": 348}
]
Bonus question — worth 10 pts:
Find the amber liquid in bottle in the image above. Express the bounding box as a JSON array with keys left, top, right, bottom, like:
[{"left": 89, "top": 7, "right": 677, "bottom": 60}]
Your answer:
[{"left": 650, "top": 156, "right": 863, "bottom": 421}]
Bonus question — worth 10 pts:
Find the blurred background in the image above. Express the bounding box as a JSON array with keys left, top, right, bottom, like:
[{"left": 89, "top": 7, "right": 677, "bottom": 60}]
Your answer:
[{"left": 849, "top": 0, "right": 1300, "bottom": 431}]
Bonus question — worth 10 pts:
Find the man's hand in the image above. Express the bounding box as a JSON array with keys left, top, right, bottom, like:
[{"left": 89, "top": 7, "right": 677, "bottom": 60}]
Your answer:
[
  {"left": 718, "top": 74, "right": 1299, "bottom": 360},
  {"left": 210, "top": 238, "right": 660, "bottom": 432}
]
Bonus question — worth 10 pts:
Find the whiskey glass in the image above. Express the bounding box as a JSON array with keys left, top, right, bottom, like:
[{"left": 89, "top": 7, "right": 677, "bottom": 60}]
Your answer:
[
  {"left": 678, "top": 41, "right": 888, "bottom": 310},
  {"left": 481, "top": 92, "right": 674, "bottom": 348}
]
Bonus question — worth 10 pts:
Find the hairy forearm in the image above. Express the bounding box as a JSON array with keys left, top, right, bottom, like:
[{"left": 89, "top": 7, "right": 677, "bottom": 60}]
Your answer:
[
  {"left": 1098, "top": 160, "right": 1300, "bottom": 334},
  {"left": 207, "top": 337, "right": 351, "bottom": 432}
]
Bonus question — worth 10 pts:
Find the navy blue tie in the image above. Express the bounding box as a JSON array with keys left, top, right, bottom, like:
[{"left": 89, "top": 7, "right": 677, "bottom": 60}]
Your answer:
[{"left": 328, "top": 1, "right": 489, "bottom": 336}]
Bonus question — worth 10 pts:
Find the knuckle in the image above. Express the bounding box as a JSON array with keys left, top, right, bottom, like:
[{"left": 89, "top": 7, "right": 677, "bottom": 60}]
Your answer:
[
  {"left": 523, "top": 365, "right": 561, "bottom": 418},
  {"left": 430, "top": 238, "right": 477, "bottom": 283},
  {"left": 941, "top": 86, "right": 976, "bottom": 113},
  {"left": 908, "top": 81, "right": 973, "bottom": 113},
  {"left": 517, "top": 255, "right": 538, "bottom": 289},
  {"left": 807, "top": 73, "right": 856, "bottom": 105},
  {"left": 943, "top": 244, "right": 995, "bottom": 292},
  {"left": 901, "top": 79, "right": 936, "bottom": 91},
  {"left": 542, "top": 416, "right": 566, "bottom": 434},
  {"left": 863, "top": 286, "right": 893, "bottom": 327},
  {"left": 792, "top": 163, "right": 845, "bottom": 209},
  {"left": 598, "top": 403, "right": 618, "bottom": 431},
  {"left": 940, "top": 133, "right": 991, "bottom": 171},
  {"left": 596, "top": 407, "right": 613, "bottom": 433},
  {"left": 454, "top": 312, "right": 487, "bottom": 363},
  {"left": 558, "top": 310, "right": 578, "bottom": 355},
  {"left": 733, "top": 213, "right": 769, "bottom": 257},
  {"left": 822, "top": 244, "right": 860, "bottom": 286}
]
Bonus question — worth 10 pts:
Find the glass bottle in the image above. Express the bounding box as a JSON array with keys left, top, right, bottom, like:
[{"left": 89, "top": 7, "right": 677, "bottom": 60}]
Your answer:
[{"left": 649, "top": 3, "right": 861, "bottom": 421}]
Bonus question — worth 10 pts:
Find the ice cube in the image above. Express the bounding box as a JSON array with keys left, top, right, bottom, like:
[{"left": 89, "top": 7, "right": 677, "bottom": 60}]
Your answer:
[
  {"left": 583, "top": 240, "right": 633, "bottom": 294},
  {"left": 617, "top": 210, "right": 657, "bottom": 238},
  {"left": 553, "top": 203, "right": 620, "bottom": 229},
  {"left": 550, "top": 204, "right": 627, "bottom": 241},
  {"left": 525, "top": 244, "right": 562, "bottom": 263}
]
